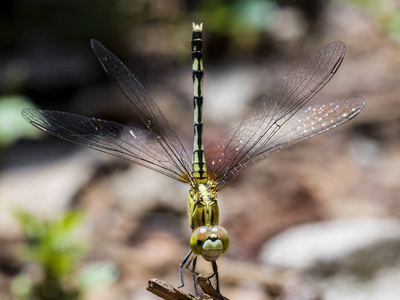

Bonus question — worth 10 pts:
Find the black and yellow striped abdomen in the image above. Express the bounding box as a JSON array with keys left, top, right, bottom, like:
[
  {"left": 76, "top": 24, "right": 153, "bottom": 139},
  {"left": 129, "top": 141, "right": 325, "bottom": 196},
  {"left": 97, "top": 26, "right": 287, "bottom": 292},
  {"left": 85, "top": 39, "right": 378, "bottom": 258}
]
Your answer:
[
  {"left": 188, "top": 24, "right": 220, "bottom": 232},
  {"left": 191, "top": 23, "right": 207, "bottom": 184}
]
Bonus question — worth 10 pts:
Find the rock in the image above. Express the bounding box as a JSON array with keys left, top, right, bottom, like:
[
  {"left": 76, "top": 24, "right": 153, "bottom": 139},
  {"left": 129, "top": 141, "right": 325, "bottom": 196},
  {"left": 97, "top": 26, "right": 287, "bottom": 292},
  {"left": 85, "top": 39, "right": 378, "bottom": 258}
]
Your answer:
[
  {"left": 0, "top": 149, "right": 99, "bottom": 239},
  {"left": 259, "top": 218, "right": 400, "bottom": 300},
  {"left": 259, "top": 218, "right": 400, "bottom": 269}
]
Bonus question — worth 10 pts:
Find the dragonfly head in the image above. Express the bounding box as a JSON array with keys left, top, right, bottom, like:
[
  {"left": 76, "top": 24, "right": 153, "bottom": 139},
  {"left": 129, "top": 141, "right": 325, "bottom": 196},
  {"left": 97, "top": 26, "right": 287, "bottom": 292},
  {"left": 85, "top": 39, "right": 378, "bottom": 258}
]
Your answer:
[{"left": 190, "top": 226, "right": 230, "bottom": 261}]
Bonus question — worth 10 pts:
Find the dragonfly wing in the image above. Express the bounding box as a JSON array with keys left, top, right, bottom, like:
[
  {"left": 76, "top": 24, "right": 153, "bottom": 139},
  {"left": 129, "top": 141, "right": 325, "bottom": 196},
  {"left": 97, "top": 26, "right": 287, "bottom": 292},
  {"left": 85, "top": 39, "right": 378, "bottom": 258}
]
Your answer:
[
  {"left": 207, "top": 97, "right": 365, "bottom": 190},
  {"left": 205, "top": 41, "right": 356, "bottom": 189},
  {"left": 252, "top": 97, "right": 365, "bottom": 160},
  {"left": 22, "top": 109, "right": 191, "bottom": 183},
  {"left": 90, "top": 39, "right": 192, "bottom": 182}
]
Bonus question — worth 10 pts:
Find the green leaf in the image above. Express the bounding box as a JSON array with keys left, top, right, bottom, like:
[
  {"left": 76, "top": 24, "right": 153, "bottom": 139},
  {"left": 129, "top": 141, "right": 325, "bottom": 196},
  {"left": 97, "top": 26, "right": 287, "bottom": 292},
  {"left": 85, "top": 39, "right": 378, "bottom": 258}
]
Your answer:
[
  {"left": 78, "top": 261, "right": 119, "bottom": 290},
  {"left": 0, "top": 95, "right": 40, "bottom": 146},
  {"left": 11, "top": 273, "right": 33, "bottom": 298}
]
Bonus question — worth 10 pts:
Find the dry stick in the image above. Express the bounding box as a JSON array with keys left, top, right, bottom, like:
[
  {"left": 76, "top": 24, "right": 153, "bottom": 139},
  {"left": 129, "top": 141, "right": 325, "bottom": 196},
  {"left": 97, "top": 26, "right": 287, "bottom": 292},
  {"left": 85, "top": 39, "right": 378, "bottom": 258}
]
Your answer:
[
  {"left": 197, "top": 276, "right": 229, "bottom": 300},
  {"left": 147, "top": 278, "right": 195, "bottom": 300},
  {"left": 147, "top": 275, "right": 229, "bottom": 300}
]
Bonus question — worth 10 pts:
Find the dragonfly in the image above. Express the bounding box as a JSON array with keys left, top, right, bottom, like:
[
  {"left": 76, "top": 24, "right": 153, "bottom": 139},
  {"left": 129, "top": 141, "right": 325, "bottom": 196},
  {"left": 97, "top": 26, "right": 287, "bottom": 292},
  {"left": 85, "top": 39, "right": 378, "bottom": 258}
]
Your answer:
[{"left": 22, "top": 23, "right": 365, "bottom": 296}]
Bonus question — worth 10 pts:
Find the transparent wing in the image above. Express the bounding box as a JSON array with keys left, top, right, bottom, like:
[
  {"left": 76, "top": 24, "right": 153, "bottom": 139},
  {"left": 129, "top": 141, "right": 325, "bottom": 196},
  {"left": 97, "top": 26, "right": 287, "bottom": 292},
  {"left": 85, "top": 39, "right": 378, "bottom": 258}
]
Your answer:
[
  {"left": 255, "top": 97, "right": 365, "bottom": 158},
  {"left": 205, "top": 41, "right": 357, "bottom": 190},
  {"left": 21, "top": 109, "right": 191, "bottom": 182},
  {"left": 206, "top": 97, "right": 365, "bottom": 190},
  {"left": 90, "top": 39, "right": 192, "bottom": 182}
]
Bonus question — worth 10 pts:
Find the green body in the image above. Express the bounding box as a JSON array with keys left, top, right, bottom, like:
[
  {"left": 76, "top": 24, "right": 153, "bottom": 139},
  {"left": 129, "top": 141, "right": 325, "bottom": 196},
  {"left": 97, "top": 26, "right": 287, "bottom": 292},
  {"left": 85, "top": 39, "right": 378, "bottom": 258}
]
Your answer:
[
  {"left": 188, "top": 24, "right": 229, "bottom": 261},
  {"left": 188, "top": 23, "right": 219, "bottom": 231}
]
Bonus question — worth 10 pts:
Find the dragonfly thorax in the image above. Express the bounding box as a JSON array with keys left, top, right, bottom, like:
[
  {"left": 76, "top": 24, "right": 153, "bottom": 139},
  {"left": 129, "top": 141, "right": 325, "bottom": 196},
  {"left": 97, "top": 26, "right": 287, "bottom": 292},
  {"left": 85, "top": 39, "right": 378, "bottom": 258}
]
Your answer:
[{"left": 188, "top": 183, "right": 218, "bottom": 229}]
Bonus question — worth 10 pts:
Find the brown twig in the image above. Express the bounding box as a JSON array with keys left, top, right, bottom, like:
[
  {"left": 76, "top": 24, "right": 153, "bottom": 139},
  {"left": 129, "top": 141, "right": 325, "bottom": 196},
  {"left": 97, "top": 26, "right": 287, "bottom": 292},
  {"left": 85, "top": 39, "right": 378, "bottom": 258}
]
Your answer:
[
  {"left": 147, "top": 275, "right": 229, "bottom": 300},
  {"left": 147, "top": 278, "right": 195, "bottom": 300},
  {"left": 196, "top": 276, "right": 229, "bottom": 300}
]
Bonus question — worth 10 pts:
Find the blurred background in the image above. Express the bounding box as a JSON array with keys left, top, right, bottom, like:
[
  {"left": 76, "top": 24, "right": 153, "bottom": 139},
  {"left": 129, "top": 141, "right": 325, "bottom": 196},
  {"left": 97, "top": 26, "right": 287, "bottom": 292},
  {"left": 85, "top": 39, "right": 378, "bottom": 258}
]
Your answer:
[{"left": 1, "top": 0, "right": 400, "bottom": 299}]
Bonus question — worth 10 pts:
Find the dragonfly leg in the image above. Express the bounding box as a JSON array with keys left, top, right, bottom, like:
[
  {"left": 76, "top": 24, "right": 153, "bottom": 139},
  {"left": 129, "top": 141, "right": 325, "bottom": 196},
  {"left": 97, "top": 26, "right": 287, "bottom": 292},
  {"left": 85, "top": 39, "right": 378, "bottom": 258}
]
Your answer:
[
  {"left": 192, "top": 255, "right": 198, "bottom": 296},
  {"left": 179, "top": 250, "right": 192, "bottom": 288},
  {"left": 179, "top": 250, "right": 199, "bottom": 289},
  {"left": 207, "top": 260, "right": 220, "bottom": 293}
]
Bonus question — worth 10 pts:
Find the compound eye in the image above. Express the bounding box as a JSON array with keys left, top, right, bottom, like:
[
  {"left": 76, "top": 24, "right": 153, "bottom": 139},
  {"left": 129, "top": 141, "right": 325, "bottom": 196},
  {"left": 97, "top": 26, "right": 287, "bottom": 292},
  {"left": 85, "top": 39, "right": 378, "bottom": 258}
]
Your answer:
[
  {"left": 190, "top": 226, "right": 212, "bottom": 255},
  {"left": 212, "top": 226, "right": 230, "bottom": 253}
]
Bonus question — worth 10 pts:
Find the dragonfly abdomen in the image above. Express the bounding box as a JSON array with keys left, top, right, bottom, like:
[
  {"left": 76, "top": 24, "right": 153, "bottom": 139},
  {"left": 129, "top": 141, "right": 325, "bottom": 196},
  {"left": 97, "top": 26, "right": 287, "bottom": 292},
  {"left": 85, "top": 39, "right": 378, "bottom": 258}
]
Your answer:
[{"left": 191, "top": 23, "right": 207, "bottom": 184}]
